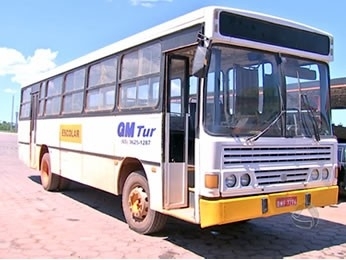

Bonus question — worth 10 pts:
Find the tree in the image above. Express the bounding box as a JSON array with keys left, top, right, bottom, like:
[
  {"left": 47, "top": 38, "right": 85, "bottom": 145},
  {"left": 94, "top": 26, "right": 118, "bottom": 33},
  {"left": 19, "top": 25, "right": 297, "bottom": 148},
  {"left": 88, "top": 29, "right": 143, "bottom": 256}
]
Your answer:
[{"left": 0, "top": 121, "right": 16, "bottom": 132}]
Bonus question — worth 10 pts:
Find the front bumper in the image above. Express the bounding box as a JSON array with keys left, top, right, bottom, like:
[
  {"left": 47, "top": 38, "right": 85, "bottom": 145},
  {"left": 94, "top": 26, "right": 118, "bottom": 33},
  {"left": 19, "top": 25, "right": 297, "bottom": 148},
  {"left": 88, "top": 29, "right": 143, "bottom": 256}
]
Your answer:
[{"left": 199, "top": 186, "right": 338, "bottom": 228}]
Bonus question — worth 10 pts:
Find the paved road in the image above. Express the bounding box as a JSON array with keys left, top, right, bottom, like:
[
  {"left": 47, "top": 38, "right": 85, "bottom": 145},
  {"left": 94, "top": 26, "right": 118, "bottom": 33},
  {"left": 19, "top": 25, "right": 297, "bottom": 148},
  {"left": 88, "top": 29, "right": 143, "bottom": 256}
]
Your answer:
[{"left": 1, "top": 132, "right": 346, "bottom": 258}]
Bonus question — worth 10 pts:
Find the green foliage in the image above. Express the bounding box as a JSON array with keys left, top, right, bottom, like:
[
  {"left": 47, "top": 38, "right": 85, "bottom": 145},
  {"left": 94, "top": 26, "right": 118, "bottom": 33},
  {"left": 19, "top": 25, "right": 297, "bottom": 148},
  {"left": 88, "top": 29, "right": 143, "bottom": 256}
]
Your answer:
[{"left": 0, "top": 121, "right": 16, "bottom": 132}]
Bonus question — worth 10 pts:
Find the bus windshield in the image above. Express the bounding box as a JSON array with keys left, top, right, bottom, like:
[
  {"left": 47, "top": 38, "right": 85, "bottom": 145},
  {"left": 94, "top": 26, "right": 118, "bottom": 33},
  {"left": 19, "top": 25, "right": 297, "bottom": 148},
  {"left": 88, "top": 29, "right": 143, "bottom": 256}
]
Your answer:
[{"left": 203, "top": 44, "right": 332, "bottom": 138}]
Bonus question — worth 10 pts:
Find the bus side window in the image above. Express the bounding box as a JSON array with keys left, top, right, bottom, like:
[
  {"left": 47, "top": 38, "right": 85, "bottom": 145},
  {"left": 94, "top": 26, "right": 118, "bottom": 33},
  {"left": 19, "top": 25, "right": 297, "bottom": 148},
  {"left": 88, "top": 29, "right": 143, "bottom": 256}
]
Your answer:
[
  {"left": 86, "top": 57, "right": 117, "bottom": 111},
  {"left": 63, "top": 68, "right": 85, "bottom": 114},
  {"left": 45, "top": 76, "right": 63, "bottom": 116}
]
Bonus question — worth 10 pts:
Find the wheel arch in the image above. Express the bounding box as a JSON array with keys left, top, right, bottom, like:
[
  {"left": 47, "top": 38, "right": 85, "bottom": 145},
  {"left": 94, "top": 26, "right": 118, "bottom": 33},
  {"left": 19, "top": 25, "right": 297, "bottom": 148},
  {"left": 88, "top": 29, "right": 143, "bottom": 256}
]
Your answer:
[
  {"left": 117, "top": 157, "right": 145, "bottom": 195},
  {"left": 39, "top": 145, "right": 49, "bottom": 170}
]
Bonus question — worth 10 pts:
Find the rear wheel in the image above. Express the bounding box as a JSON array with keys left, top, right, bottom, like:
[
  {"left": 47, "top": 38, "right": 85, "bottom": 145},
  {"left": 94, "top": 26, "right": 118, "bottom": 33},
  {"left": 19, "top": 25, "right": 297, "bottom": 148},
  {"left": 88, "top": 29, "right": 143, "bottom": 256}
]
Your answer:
[
  {"left": 122, "top": 171, "right": 167, "bottom": 234},
  {"left": 40, "top": 153, "right": 60, "bottom": 191}
]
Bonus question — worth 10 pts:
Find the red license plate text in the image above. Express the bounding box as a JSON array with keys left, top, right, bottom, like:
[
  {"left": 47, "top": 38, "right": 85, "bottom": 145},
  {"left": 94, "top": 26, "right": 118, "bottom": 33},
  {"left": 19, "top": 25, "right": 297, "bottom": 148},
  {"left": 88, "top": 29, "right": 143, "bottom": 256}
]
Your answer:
[{"left": 276, "top": 196, "right": 297, "bottom": 208}]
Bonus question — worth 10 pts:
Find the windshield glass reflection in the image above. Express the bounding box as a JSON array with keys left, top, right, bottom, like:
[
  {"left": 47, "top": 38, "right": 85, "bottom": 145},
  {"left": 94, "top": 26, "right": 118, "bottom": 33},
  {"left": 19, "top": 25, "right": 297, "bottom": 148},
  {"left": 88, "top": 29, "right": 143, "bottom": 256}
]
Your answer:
[{"left": 203, "top": 44, "right": 332, "bottom": 138}]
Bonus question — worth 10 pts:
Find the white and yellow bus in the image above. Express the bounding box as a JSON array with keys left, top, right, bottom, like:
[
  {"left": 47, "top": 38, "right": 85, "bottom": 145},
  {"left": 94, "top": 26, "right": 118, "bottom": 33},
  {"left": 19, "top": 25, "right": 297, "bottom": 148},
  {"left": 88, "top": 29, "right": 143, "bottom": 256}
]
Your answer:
[{"left": 18, "top": 6, "right": 339, "bottom": 234}]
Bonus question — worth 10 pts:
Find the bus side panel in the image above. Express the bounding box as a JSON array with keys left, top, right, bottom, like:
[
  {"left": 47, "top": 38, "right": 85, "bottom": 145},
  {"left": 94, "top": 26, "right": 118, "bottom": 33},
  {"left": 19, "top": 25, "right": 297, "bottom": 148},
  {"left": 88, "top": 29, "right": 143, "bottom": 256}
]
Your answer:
[
  {"left": 17, "top": 120, "right": 31, "bottom": 167},
  {"left": 58, "top": 119, "right": 83, "bottom": 184},
  {"left": 81, "top": 116, "right": 116, "bottom": 194},
  {"left": 114, "top": 113, "right": 163, "bottom": 212}
]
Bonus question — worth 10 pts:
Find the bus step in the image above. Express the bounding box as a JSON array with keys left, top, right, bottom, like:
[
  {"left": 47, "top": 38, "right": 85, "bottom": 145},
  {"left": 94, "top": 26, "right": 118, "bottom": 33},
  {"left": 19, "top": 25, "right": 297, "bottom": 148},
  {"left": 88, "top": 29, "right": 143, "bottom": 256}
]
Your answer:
[{"left": 163, "top": 206, "right": 196, "bottom": 224}]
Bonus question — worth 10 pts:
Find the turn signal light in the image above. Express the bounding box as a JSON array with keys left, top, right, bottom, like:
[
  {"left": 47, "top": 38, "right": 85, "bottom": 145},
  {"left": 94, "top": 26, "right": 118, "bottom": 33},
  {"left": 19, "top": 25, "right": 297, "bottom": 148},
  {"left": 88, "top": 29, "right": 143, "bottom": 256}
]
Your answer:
[{"left": 205, "top": 174, "right": 219, "bottom": 189}]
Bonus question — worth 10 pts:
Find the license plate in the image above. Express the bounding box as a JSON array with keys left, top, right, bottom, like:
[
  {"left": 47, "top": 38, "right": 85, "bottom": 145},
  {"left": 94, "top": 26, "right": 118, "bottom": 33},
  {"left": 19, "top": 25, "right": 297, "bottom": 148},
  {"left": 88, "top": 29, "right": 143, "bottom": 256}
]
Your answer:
[{"left": 276, "top": 196, "right": 297, "bottom": 208}]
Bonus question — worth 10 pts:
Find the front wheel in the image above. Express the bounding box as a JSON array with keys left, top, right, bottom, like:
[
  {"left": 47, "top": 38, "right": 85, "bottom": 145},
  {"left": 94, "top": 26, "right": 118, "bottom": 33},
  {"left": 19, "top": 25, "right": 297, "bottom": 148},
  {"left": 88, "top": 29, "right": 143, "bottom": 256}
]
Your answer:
[{"left": 122, "top": 171, "right": 167, "bottom": 234}]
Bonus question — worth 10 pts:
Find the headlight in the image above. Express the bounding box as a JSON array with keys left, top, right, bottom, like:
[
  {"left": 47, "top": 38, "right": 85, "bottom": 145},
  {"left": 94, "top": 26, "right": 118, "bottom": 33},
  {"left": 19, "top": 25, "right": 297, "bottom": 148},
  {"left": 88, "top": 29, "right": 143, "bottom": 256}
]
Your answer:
[
  {"left": 225, "top": 175, "right": 236, "bottom": 188},
  {"left": 240, "top": 174, "right": 251, "bottom": 186},
  {"left": 311, "top": 169, "right": 319, "bottom": 181},
  {"left": 322, "top": 168, "right": 329, "bottom": 180}
]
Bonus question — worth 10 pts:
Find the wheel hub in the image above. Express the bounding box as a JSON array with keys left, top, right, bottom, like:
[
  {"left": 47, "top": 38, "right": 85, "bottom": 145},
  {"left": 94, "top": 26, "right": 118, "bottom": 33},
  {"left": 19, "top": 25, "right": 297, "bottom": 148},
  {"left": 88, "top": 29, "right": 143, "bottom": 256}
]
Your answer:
[{"left": 128, "top": 186, "right": 148, "bottom": 220}]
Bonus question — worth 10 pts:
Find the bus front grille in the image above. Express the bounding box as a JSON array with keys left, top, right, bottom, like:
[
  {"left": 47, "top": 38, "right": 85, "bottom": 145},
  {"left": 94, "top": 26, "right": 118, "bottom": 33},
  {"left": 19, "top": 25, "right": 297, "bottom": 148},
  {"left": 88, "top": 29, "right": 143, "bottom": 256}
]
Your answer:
[
  {"left": 254, "top": 168, "right": 308, "bottom": 185},
  {"left": 223, "top": 146, "right": 331, "bottom": 166},
  {"left": 222, "top": 146, "right": 331, "bottom": 185}
]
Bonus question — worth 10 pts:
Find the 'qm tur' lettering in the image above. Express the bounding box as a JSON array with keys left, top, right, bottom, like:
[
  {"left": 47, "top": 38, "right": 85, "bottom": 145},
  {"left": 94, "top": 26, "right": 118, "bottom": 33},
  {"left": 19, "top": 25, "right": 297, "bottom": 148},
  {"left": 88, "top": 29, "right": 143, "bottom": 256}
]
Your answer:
[{"left": 117, "top": 122, "right": 156, "bottom": 146}]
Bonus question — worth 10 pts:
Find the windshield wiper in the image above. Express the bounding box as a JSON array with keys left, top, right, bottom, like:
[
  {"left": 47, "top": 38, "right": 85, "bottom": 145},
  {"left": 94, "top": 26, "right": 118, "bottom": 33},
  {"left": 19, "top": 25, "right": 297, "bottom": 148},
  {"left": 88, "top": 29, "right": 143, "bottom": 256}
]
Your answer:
[
  {"left": 246, "top": 53, "right": 285, "bottom": 143},
  {"left": 246, "top": 110, "right": 285, "bottom": 142}
]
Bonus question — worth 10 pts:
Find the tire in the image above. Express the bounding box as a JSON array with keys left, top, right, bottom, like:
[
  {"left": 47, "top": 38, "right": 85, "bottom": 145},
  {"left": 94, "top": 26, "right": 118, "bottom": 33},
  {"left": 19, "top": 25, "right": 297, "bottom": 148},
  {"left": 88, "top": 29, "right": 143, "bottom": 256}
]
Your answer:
[
  {"left": 122, "top": 171, "right": 167, "bottom": 234},
  {"left": 338, "top": 167, "right": 346, "bottom": 198},
  {"left": 339, "top": 182, "right": 346, "bottom": 198},
  {"left": 40, "top": 153, "right": 60, "bottom": 191}
]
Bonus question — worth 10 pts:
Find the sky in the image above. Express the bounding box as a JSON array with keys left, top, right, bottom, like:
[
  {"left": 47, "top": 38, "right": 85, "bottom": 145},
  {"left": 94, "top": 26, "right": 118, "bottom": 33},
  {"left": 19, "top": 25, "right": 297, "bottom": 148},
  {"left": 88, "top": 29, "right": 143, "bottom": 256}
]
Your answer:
[{"left": 1, "top": 0, "right": 345, "bottom": 125}]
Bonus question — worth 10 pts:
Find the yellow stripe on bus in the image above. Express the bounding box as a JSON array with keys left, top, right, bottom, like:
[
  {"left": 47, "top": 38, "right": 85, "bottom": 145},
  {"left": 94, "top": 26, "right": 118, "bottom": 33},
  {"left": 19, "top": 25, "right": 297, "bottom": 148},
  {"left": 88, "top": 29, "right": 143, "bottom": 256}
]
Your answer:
[
  {"left": 199, "top": 186, "right": 338, "bottom": 228},
  {"left": 60, "top": 124, "right": 82, "bottom": 143}
]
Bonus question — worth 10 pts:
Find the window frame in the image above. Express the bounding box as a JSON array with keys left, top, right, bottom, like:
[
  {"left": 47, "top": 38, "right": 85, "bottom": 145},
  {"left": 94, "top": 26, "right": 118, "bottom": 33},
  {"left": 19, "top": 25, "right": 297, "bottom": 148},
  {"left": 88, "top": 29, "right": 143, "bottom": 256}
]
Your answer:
[
  {"left": 44, "top": 76, "right": 63, "bottom": 116},
  {"left": 62, "top": 67, "right": 86, "bottom": 115},
  {"left": 118, "top": 42, "right": 162, "bottom": 111},
  {"left": 85, "top": 56, "right": 118, "bottom": 112},
  {"left": 19, "top": 86, "right": 32, "bottom": 119}
]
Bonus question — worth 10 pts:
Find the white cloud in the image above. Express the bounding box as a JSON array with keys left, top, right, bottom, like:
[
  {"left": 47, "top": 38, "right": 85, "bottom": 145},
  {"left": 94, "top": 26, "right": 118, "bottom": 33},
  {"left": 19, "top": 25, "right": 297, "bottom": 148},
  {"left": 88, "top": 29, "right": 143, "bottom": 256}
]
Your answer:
[
  {"left": 130, "top": 0, "right": 173, "bottom": 8},
  {"left": 0, "top": 47, "right": 58, "bottom": 87},
  {"left": 4, "top": 88, "right": 17, "bottom": 94}
]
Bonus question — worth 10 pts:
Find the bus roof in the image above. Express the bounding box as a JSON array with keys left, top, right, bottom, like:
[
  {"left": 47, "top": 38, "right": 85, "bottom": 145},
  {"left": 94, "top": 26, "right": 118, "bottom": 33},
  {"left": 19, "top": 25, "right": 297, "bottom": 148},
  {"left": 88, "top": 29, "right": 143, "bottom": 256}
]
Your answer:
[{"left": 22, "top": 5, "right": 332, "bottom": 88}]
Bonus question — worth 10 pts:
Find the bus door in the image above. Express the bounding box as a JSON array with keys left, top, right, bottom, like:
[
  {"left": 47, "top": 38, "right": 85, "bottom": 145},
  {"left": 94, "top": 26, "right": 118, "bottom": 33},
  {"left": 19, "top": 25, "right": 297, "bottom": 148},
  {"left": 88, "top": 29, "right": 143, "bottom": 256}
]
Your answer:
[
  {"left": 164, "top": 55, "right": 189, "bottom": 209},
  {"left": 29, "top": 90, "right": 39, "bottom": 169}
]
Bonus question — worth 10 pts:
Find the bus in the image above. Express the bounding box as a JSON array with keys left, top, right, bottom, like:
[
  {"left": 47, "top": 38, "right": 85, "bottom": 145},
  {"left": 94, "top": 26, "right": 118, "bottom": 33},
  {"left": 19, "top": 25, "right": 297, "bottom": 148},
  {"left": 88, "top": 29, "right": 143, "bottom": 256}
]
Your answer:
[{"left": 18, "top": 5, "right": 339, "bottom": 234}]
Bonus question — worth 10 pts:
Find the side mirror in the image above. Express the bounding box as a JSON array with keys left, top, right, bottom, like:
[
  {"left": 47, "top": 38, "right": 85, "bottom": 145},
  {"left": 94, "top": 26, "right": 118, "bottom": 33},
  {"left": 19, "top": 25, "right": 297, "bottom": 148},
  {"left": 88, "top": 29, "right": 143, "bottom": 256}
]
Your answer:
[{"left": 192, "top": 45, "right": 209, "bottom": 78}]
